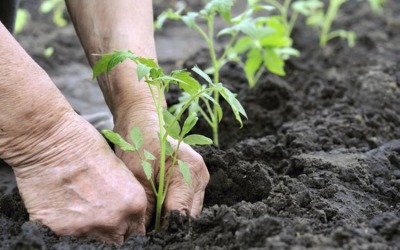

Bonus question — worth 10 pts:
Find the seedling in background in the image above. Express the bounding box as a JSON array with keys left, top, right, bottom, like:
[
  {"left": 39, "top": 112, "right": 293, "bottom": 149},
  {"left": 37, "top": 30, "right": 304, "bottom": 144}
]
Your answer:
[
  {"left": 39, "top": 0, "right": 68, "bottom": 27},
  {"left": 156, "top": 0, "right": 296, "bottom": 145},
  {"left": 93, "top": 50, "right": 246, "bottom": 230},
  {"left": 257, "top": 0, "right": 385, "bottom": 47}
]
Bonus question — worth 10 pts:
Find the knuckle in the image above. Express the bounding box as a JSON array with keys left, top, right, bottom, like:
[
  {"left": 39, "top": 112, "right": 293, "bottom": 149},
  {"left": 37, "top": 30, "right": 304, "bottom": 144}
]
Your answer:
[{"left": 124, "top": 185, "right": 147, "bottom": 216}]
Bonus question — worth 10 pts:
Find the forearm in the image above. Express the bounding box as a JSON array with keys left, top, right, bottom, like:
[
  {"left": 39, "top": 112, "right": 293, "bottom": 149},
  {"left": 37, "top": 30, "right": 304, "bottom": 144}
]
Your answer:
[
  {"left": 65, "top": 0, "right": 161, "bottom": 116},
  {"left": 0, "top": 23, "right": 71, "bottom": 136}
]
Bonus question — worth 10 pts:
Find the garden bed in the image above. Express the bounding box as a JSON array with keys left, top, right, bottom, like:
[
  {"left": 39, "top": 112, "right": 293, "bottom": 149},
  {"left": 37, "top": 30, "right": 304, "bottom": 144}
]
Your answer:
[{"left": 1, "top": 0, "right": 400, "bottom": 249}]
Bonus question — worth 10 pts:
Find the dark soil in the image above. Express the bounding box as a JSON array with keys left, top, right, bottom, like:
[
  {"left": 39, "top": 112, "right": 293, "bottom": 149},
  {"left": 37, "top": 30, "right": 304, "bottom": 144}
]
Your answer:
[{"left": 1, "top": 0, "right": 400, "bottom": 249}]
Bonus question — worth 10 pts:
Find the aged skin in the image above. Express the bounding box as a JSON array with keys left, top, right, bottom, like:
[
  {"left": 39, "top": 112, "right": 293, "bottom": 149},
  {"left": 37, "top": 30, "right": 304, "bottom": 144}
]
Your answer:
[{"left": 0, "top": 0, "right": 209, "bottom": 243}]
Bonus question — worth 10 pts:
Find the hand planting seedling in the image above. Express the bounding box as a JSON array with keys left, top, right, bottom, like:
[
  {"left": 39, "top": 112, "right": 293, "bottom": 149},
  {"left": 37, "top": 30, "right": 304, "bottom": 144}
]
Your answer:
[
  {"left": 92, "top": 50, "right": 246, "bottom": 230},
  {"left": 156, "top": 0, "right": 296, "bottom": 145}
]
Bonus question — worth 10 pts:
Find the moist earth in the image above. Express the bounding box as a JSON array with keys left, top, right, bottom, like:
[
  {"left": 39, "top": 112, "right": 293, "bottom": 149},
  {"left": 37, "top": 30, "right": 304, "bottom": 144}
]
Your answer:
[{"left": 1, "top": 0, "right": 400, "bottom": 249}]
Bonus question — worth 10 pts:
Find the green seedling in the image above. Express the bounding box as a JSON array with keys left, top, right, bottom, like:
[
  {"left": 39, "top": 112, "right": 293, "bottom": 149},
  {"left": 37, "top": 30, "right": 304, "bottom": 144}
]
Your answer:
[
  {"left": 295, "top": 0, "right": 385, "bottom": 47},
  {"left": 263, "top": 0, "right": 385, "bottom": 47},
  {"left": 367, "top": 0, "right": 386, "bottom": 13},
  {"left": 14, "top": 8, "right": 30, "bottom": 34},
  {"left": 93, "top": 50, "right": 246, "bottom": 230},
  {"left": 156, "top": 0, "right": 296, "bottom": 145},
  {"left": 39, "top": 0, "right": 68, "bottom": 27}
]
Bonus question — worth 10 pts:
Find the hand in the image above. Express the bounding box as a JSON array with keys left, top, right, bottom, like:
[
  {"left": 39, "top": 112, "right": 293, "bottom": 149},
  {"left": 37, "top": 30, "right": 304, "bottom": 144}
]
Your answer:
[
  {"left": 8, "top": 112, "right": 147, "bottom": 243},
  {"left": 113, "top": 102, "right": 210, "bottom": 227}
]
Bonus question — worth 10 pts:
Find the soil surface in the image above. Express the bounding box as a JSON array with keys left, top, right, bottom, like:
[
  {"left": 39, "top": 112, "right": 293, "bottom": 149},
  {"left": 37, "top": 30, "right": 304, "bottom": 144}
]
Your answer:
[{"left": 1, "top": 0, "right": 400, "bottom": 249}]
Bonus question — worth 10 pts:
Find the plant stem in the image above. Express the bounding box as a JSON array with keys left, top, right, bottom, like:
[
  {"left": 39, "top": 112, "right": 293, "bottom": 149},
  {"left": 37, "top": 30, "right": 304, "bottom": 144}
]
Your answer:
[
  {"left": 147, "top": 82, "right": 166, "bottom": 231},
  {"left": 207, "top": 15, "right": 220, "bottom": 147},
  {"left": 282, "top": 0, "right": 292, "bottom": 36},
  {"left": 320, "top": 0, "right": 345, "bottom": 47},
  {"left": 162, "top": 140, "right": 182, "bottom": 202}
]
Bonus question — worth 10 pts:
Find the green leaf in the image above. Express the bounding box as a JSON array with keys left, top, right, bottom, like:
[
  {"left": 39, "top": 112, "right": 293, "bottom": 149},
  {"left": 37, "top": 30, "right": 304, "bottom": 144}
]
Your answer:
[
  {"left": 101, "top": 129, "right": 135, "bottom": 151},
  {"left": 92, "top": 50, "right": 136, "bottom": 79},
  {"left": 181, "top": 113, "right": 198, "bottom": 138},
  {"left": 275, "top": 47, "right": 300, "bottom": 60},
  {"left": 183, "top": 134, "right": 213, "bottom": 146},
  {"left": 178, "top": 160, "right": 191, "bottom": 186},
  {"left": 182, "top": 12, "right": 198, "bottom": 29},
  {"left": 136, "top": 57, "right": 158, "bottom": 68},
  {"left": 107, "top": 50, "right": 136, "bottom": 72},
  {"left": 53, "top": 8, "right": 67, "bottom": 27},
  {"left": 244, "top": 47, "right": 263, "bottom": 87},
  {"left": 144, "top": 150, "right": 156, "bottom": 161},
  {"left": 170, "top": 70, "right": 201, "bottom": 94},
  {"left": 130, "top": 127, "right": 143, "bottom": 149},
  {"left": 141, "top": 160, "right": 153, "bottom": 180},
  {"left": 155, "top": 9, "right": 183, "bottom": 30},
  {"left": 306, "top": 9, "right": 325, "bottom": 28},
  {"left": 219, "top": 87, "right": 247, "bottom": 127},
  {"left": 201, "top": 93, "right": 223, "bottom": 122},
  {"left": 137, "top": 63, "right": 152, "bottom": 81},
  {"left": 163, "top": 109, "right": 181, "bottom": 139},
  {"left": 39, "top": 1, "right": 54, "bottom": 13},
  {"left": 263, "top": 48, "right": 285, "bottom": 76},
  {"left": 165, "top": 140, "right": 174, "bottom": 156},
  {"left": 292, "top": 0, "right": 323, "bottom": 16},
  {"left": 14, "top": 9, "right": 30, "bottom": 34},
  {"left": 203, "top": 0, "right": 234, "bottom": 22},
  {"left": 43, "top": 47, "right": 54, "bottom": 58},
  {"left": 232, "top": 37, "right": 253, "bottom": 55},
  {"left": 192, "top": 65, "right": 213, "bottom": 84}
]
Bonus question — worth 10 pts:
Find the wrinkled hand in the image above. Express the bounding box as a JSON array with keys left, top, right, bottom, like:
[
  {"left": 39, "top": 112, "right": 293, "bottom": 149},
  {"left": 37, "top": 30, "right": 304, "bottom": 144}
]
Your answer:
[
  {"left": 8, "top": 111, "right": 147, "bottom": 244},
  {"left": 113, "top": 103, "right": 210, "bottom": 226}
]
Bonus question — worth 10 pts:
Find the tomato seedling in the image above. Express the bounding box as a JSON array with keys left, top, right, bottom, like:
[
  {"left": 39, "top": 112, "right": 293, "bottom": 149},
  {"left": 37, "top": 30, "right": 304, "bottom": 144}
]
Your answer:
[
  {"left": 156, "top": 0, "right": 296, "bottom": 145},
  {"left": 92, "top": 50, "right": 246, "bottom": 230}
]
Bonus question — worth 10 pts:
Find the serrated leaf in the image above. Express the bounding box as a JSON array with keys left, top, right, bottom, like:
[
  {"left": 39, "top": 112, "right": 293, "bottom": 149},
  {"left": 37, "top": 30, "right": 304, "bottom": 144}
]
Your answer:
[
  {"left": 141, "top": 160, "right": 153, "bottom": 180},
  {"left": 137, "top": 63, "right": 151, "bottom": 81},
  {"left": 144, "top": 150, "right": 156, "bottom": 161},
  {"left": 130, "top": 127, "right": 143, "bottom": 149},
  {"left": 184, "top": 134, "right": 213, "bottom": 146},
  {"left": 107, "top": 50, "right": 136, "bottom": 72},
  {"left": 163, "top": 109, "right": 181, "bottom": 139},
  {"left": 101, "top": 129, "right": 135, "bottom": 151},
  {"left": 181, "top": 113, "right": 198, "bottom": 138},
  {"left": 178, "top": 160, "right": 192, "bottom": 186},
  {"left": 192, "top": 65, "right": 213, "bottom": 84},
  {"left": 170, "top": 70, "right": 201, "bottom": 94},
  {"left": 92, "top": 50, "right": 136, "bottom": 79}
]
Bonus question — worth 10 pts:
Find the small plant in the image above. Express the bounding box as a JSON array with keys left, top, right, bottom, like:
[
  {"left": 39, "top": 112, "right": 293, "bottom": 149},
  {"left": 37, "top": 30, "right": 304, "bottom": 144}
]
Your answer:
[
  {"left": 263, "top": 0, "right": 385, "bottom": 47},
  {"left": 156, "top": 0, "right": 297, "bottom": 145},
  {"left": 39, "top": 0, "right": 68, "bottom": 27},
  {"left": 92, "top": 50, "right": 246, "bottom": 230}
]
